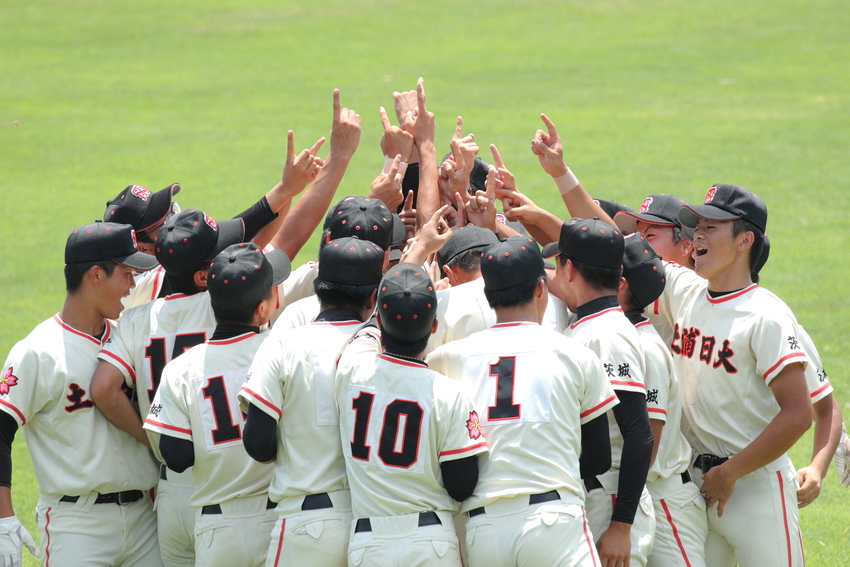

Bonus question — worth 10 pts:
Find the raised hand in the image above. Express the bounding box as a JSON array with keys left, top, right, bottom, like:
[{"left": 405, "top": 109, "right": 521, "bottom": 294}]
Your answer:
[
  {"left": 280, "top": 131, "right": 324, "bottom": 198},
  {"left": 379, "top": 107, "right": 414, "bottom": 162},
  {"left": 369, "top": 154, "right": 404, "bottom": 211},
  {"left": 465, "top": 166, "right": 498, "bottom": 232},
  {"left": 330, "top": 89, "right": 361, "bottom": 159},
  {"left": 410, "top": 78, "right": 436, "bottom": 147},
  {"left": 530, "top": 113, "right": 568, "bottom": 177}
]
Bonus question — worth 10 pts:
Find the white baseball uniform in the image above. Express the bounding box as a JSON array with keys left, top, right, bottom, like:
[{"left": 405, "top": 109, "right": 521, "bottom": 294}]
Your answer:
[
  {"left": 427, "top": 321, "right": 618, "bottom": 567},
  {"left": 635, "top": 318, "right": 707, "bottom": 567},
  {"left": 238, "top": 317, "right": 365, "bottom": 567},
  {"left": 122, "top": 265, "right": 166, "bottom": 311},
  {"left": 144, "top": 329, "right": 276, "bottom": 567},
  {"left": 646, "top": 261, "right": 703, "bottom": 348},
  {"left": 99, "top": 291, "right": 218, "bottom": 567},
  {"left": 269, "top": 260, "right": 319, "bottom": 325},
  {"left": 563, "top": 304, "right": 656, "bottom": 566},
  {"left": 663, "top": 263, "right": 808, "bottom": 567},
  {"left": 335, "top": 344, "right": 489, "bottom": 567},
  {"left": 1, "top": 315, "right": 161, "bottom": 566}
]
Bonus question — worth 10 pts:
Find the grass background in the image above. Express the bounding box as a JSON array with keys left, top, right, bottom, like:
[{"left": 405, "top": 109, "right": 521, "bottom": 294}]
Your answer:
[{"left": 1, "top": 0, "right": 848, "bottom": 564}]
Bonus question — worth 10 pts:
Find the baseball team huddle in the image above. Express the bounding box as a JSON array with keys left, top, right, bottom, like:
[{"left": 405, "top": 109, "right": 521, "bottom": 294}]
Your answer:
[{"left": 1, "top": 79, "right": 848, "bottom": 567}]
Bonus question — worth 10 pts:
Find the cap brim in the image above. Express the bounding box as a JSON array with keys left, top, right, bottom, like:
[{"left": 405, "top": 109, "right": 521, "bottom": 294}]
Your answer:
[
  {"left": 391, "top": 214, "right": 406, "bottom": 246},
  {"left": 140, "top": 184, "right": 181, "bottom": 234},
  {"left": 114, "top": 251, "right": 160, "bottom": 271},
  {"left": 541, "top": 242, "right": 562, "bottom": 259},
  {"left": 206, "top": 218, "right": 246, "bottom": 260},
  {"left": 265, "top": 248, "right": 292, "bottom": 286},
  {"left": 677, "top": 204, "right": 741, "bottom": 229},
  {"left": 614, "top": 211, "right": 677, "bottom": 234},
  {"left": 389, "top": 247, "right": 403, "bottom": 262}
]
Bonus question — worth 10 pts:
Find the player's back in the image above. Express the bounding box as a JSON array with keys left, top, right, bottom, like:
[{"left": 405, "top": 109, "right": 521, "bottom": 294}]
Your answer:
[{"left": 427, "top": 322, "right": 617, "bottom": 512}]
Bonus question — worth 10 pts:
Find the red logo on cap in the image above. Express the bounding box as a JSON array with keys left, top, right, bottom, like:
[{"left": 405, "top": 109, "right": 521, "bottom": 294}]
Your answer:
[
  {"left": 130, "top": 230, "right": 138, "bottom": 250},
  {"left": 704, "top": 187, "right": 716, "bottom": 203},
  {"left": 203, "top": 213, "right": 218, "bottom": 231},
  {"left": 130, "top": 185, "right": 151, "bottom": 201},
  {"left": 640, "top": 197, "right": 653, "bottom": 213}
]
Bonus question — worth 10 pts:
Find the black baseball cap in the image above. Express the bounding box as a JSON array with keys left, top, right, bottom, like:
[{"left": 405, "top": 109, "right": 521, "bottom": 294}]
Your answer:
[
  {"left": 325, "top": 196, "right": 394, "bottom": 250},
  {"left": 65, "top": 221, "right": 159, "bottom": 271},
  {"left": 318, "top": 237, "right": 385, "bottom": 286},
  {"left": 481, "top": 236, "right": 545, "bottom": 291},
  {"left": 622, "top": 233, "right": 665, "bottom": 310},
  {"left": 593, "top": 198, "right": 634, "bottom": 222},
  {"left": 678, "top": 184, "right": 767, "bottom": 238},
  {"left": 436, "top": 225, "right": 498, "bottom": 271},
  {"left": 154, "top": 209, "right": 245, "bottom": 276},
  {"left": 377, "top": 263, "right": 437, "bottom": 342},
  {"left": 615, "top": 194, "right": 687, "bottom": 234},
  {"left": 208, "top": 243, "right": 291, "bottom": 311},
  {"left": 104, "top": 183, "right": 181, "bottom": 240},
  {"left": 541, "top": 218, "right": 624, "bottom": 269},
  {"left": 754, "top": 234, "right": 770, "bottom": 274}
]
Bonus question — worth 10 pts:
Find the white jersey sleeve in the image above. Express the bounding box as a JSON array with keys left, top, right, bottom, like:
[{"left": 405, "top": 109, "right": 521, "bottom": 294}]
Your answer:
[
  {"left": 272, "top": 295, "right": 321, "bottom": 333},
  {"left": 798, "top": 326, "right": 832, "bottom": 403}
]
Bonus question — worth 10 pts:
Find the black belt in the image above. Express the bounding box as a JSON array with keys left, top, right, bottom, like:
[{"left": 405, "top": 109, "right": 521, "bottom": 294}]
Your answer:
[
  {"left": 60, "top": 490, "right": 144, "bottom": 505},
  {"left": 681, "top": 470, "right": 692, "bottom": 484},
  {"left": 468, "top": 490, "right": 560, "bottom": 518},
  {"left": 355, "top": 511, "right": 441, "bottom": 533},
  {"left": 160, "top": 464, "right": 168, "bottom": 480},
  {"left": 694, "top": 454, "right": 728, "bottom": 475},
  {"left": 584, "top": 476, "right": 603, "bottom": 491},
  {"left": 302, "top": 493, "right": 333, "bottom": 511},
  {"left": 202, "top": 499, "right": 276, "bottom": 515}
]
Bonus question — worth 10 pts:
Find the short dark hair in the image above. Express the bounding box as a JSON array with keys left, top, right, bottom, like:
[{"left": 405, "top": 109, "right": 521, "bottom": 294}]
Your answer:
[
  {"left": 559, "top": 256, "right": 621, "bottom": 292},
  {"left": 314, "top": 277, "right": 378, "bottom": 312},
  {"left": 164, "top": 260, "right": 212, "bottom": 296},
  {"left": 671, "top": 226, "right": 687, "bottom": 243},
  {"left": 619, "top": 284, "right": 643, "bottom": 313},
  {"left": 64, "top": 260, "right": 116, "bottom": 293},
  {"left": 731, "top": 218, "right": 764, "bottom": 284},
  {"left": 484, "top": 272, "right": 546, "bottom": 309},
  {"left": 381, "top": 331, "right": 430, "bottom": 359},
  {"left": 445, "top": 246, "right": 487, "bottom": 273},
  {"left": 212, "top": 286, "right": 273, "bottom": 325}
]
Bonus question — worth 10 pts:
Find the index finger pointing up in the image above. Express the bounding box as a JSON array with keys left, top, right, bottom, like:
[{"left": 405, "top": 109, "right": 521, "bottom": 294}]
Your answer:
[
  {"left": 416, "top": 78, "right": 427, "bottom": 112},
  {"left": 332, "top": 89, "right": 341, "bottom": 121}
]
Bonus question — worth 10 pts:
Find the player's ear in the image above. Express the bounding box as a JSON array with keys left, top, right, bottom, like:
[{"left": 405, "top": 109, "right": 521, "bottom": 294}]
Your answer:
[
  {"left": 193, "top": 268, "right": 208, "bottom": 291},
  {"left": 365, "top": 288, "right": 378, "bottom": 312},
  {"left": 736, "top": 230, "right": 755, "bottom": 252},
  {"left": 430, "top": 316, "right": 439, "bottom": 335},
  {"left": 442, "top": 265, "right": 458, "bottom": 287}
]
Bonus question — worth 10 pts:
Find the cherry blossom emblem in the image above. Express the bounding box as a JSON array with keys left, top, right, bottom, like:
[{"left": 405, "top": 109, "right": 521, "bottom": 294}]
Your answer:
[
  {"left": 0, "top": 368, "right": 18, "bottom": 394},
  {"left": 466, "top": 411, "right": 482, "bottom": 440}
]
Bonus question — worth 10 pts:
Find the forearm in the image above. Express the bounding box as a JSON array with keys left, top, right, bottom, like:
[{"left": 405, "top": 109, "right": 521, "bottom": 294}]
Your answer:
[
  {"left": 559, "top": 183, "right": 616, "bottom": 227},
  {"left": 243, "top": 404, "right": 278, "bottom": 463},
  {"left": 580, "top": 414, "right": 612, "bottom": 478},
  {"left": 723, "top": 407, "right": 811, "bottom": 482},
  {"left": 416, "top": 141, "right": 440, "bottom": 229},
  {"left": 807, "top": 395, "right": 841, "bottom": 478},
  {"left": 612, "top": 391, "right": 653, "bottom": 524},
  {"left": 0, "top": 487, "right": 13, "bottom": 518},
  {"left": 233, "top": 196, "right": 277, "bottom": 244},
  {"left": 91, "top": 382, "right": 151, "bottom": 448}
]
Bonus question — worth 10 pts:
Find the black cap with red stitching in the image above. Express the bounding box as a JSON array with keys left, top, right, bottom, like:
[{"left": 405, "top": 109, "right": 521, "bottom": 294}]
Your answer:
[
  {"left": 103, "top": 183, "right": 180, "bottom": 239},
  {"left": 154, "top": 209, "right": 245, "bottom": 276},
  {"left": 325, "top": 196, "right": 394, "bottom": 250},
  {"left": 546, "top": 217, "right": 624, "bottom": 269},
  {"left": 377, "top": 262, "right": 437, "bottom": 342},
  {"left": 480, "top": 236, "right": 545, "bottom": 291},
  {"left": 622, "top": 232, "right": 665, "bottom": 310},
  {"left": 614, "top": 194, "right": 687, "bottom": 234},
  {"left": 318, "top": 237, "right": 385, "bottom": 286},
  {"left": 208, "top": 243, "right": 291, "bottom": 311},
  {"left": 678, "top": 184, "right": 767, "bottom": 238},
  {"left": 65, "top": 221, "right": 159, "bottom": 271}
]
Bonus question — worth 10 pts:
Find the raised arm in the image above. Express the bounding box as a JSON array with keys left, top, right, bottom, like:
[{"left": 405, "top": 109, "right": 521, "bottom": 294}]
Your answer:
[{"left": 411, "top": 78, "right": 440, "bottom": 229}]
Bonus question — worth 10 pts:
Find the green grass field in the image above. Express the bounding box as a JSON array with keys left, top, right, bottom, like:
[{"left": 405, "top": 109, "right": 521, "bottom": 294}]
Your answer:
[{"left": 2, "top": 0, "right": 848, "bottom": 564}]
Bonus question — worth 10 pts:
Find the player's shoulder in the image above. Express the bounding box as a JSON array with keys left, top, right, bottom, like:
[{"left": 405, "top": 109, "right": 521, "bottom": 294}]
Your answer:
[{"left": 6, "top": 316, "right": 60, "bottom": 359}]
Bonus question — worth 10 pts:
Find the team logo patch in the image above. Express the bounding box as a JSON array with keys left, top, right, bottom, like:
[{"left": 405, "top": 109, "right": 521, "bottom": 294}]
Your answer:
[
  {"left": 130, "top": 185, "right": 151, "bottom": 201},
  {"left": 466, "top": 411, "right": 482, "bottom": 440},
  {"left": 704, "top": 187, "right": 717, "bottom": 203},
  {"left": 640, "top": 197, "right": 653, "bottom": 213},
  {"left": 0, "top": 368, "right": 19, "bottom": 394},
  {"left": 203, "top": 213, "right": 218, "bottom": 231},
  {"left": 495, "top": 212, "right": 507, "bottom": 225},
  {"left": 130, "top": 229, "right": 139, "bottom": 250}
]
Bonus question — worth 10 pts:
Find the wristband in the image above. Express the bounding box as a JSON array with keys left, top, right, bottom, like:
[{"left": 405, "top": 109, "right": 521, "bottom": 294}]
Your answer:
[
  {"left": 553, "top": 168, "right": 580, "bottom": 195},
  {"left": 382, "top": 156, "right": 408, "bottom": 178}
]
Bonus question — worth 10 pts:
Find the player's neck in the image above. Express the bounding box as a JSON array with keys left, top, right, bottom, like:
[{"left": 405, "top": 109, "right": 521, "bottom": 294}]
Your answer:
[
  {"left": 59, "top": 293, "right": 107, "bottom": 338},
  {"left": 495, "top": 304, "right": 540, "bottom": 325},
  {"left": 706, "top": 265, "right": 754, "bottom": 294}
]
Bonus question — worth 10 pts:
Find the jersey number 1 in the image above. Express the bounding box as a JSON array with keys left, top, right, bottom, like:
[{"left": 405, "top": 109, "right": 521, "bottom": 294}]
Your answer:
[
  {"left": 202, "top": 376, "right": 242, "bottom": 444},
  {"left": 488, "top": 356, "right": 520, "bottom": 420},
  {"left": 350, "top": 392, "right": 423, "bottom": 468}
]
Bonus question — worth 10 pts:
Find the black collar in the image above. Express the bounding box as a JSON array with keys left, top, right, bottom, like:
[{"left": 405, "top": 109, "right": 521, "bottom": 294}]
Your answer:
[
  {"left": 315, "top": 307, "right": 364, "bottom": 323},
  {"left": 575, "top": 295, "right": 620, "bottom": 319},
  {"left": 707, "top": 288, "right": 746, "bottom": 299},
  {"left": 211, "top": 323, "right": 260, "bottom": 341},
  {"left": 624, "top": 309, "right": 647, "bottom": 325}
]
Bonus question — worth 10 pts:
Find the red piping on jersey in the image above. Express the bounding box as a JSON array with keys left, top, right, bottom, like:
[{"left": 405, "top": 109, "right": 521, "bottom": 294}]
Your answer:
[
  {"left": 53, "top": 315, "right": 103, "bottom": 346},
  {"left": 163, "top": 293, "right": 191, "bottom": 301},
  {"left": 705, "top": 284, "right": 758, "bottom": 304},
  {"left": 312, "top": 320, "right": 362, "bottom": 327},
  {"left": 581, "top": 507, "right": 598, "bottom": 567},
  {"left": 439, "top": 442, "right": 487, "bottom": 457},
  {"left": 660, "top": 498, "right": 693, "bottom": 567},
  {"left": 272, "top": 518, "right": 286, "bottom": 566},
  {"left": 379, "top": 354, "right": 427, "bottom": 368},
  {"left": 0, "top": 399, "right": 25, "bottom": 425},
  {"left": 150, "top": 267, "right": 163, "bottom": 301},
  {"left": 240, "top": 387, "right": 282, "bottom": 418},
  {"left": 611, "top": 380, "right": 646, "bottom": 391},
  {"left": 45, "top": 507, "right": 52, "bottom": 567},
  {"left": 647, "top": 407, "right": 667, "bottom": 417},
  {"left": 810, "top": 383, "right": 831, "bottom": 398},
  {"left": 580, "top": 394, "right": 618, "bottom": 419},
  {"left": 145, "top": 418, "right": 191, "bottom": 436},
  {"left": 777, "top": 471, "right": 793, "bottom": 567},
  {"left": 634, "top": 320, "right": 652, "bottom": 329},
  {"left": 99, "top": 350, "right": 137, "bottom": 384},
  {"left": 653, "top": 299, "right": 660, "bottom": 315},
  {"left": 491, "top": 322, "right": 538, "bottom": 328},
  {"left": 208, "top": 333, "right": 255, "bottom": 346},
  {"left": 762, "top": 352, "right": 807, "bottom": 382},
  {"left": 569, "top": 307, "right": 623, "bottom": 330}
]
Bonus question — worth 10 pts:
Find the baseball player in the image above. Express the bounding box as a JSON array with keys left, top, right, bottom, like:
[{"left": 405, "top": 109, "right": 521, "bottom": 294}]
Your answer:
[
  {"left": 664, "top": 184, "right": 811, "bottom": 566},
  {"left": 91, "top": 209, "right": 251, "bottom": 566},
  {"left": 619, "top": 233, "right": 708, "bottom": 567},
  {"left": 427, "top": 236, "right": 618, "bottom": 567},
  {"left": 143, "top": 243, "right": 291, "bottom": 567},
  {"left": 546, "top": 217, "right": 656, "bottom": 566},
  {"left": 335, "top": 263, "right": 488, "bottom": 567},
  {"left": 0, "top": 221, "right": 161, "bottom": 566},
  {"left": 238, "top": 237, "right": 385, "bottom": 567}
]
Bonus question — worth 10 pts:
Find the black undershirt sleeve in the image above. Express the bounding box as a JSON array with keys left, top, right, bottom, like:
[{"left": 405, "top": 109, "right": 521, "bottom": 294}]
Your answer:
[
  {"left": 0, "top": 412, "right": 18, "bottom": 488},
  {"left": 440, "top": 455, "right": 479, "bottom": 502},
  {"left": 233, "top": 196, "right": 278, "bottom": 242},
  {"left": 580, "top": 413, "right": 612, "bottom": 479},
  {"left": 159, "top": 435, "right": 194, "bottom": 473},
  {"left": 611, "top": 390, "right": 653, "bottom": 525},
  {"left": 242, "top": 403, "right": 278, "bottom": 463}
]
